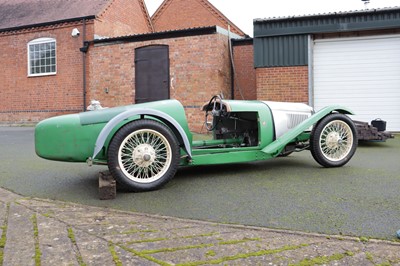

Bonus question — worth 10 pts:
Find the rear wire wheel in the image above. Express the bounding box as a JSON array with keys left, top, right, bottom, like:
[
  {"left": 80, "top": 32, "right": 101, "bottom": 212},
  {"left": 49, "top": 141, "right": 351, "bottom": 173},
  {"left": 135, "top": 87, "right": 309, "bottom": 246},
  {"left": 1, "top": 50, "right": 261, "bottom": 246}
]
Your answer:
[
  {"left": 310, "top": 113, "right": 357, "bottom": 167},
  {"left": 107, "top": 119, "right": 180, "bottom": 191}
]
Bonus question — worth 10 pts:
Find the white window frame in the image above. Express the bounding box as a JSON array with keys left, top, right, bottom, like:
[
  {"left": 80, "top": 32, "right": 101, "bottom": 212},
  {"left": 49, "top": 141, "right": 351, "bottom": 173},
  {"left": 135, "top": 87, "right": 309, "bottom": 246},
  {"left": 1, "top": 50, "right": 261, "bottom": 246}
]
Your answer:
[{"left": 27, "top": 37, "right": 57, "bottom": 77}]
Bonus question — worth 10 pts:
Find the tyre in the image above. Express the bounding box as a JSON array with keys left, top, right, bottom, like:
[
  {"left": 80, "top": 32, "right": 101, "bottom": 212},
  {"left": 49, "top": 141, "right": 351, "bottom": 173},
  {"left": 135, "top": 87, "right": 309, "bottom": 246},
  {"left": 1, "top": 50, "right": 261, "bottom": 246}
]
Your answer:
[
  {"left": 107, "top": 119, "right": 180, "bottom": 191},
  {"left": 310, "top": 113, "right": 357, "bottom": 167}
]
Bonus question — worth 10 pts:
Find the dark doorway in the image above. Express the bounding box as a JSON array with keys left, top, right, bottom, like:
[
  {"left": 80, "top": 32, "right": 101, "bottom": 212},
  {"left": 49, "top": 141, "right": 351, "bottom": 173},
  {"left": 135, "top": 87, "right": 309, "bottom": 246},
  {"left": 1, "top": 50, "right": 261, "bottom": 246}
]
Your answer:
[{"left": 135, "top": 45, "right": 170, "bottom": 103}]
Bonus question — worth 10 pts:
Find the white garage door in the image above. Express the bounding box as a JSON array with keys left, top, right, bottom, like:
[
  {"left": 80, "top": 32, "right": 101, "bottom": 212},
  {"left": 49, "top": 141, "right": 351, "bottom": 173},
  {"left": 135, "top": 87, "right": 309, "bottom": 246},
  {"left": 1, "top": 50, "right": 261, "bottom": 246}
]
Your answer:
[{"left": 313, "top": 35, "right": 400, "bottom": 131}]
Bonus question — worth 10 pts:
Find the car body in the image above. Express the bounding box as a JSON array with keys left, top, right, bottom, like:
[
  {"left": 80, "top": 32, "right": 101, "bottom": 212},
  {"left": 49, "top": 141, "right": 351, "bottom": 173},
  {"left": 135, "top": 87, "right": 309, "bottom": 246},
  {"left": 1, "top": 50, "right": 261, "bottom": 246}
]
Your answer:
[{"left": 35, "top": 95, "right": 358, "bottom": 191}]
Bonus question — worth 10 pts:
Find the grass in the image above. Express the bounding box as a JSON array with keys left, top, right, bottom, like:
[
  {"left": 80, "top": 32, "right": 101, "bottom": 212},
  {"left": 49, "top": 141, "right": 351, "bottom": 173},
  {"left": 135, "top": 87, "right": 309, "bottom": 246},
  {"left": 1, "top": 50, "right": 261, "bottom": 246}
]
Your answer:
[
  {"left": 0, "top": 204, "right": 10, "bottom": 266},
  {"left": 67, "top": 227, "right": 86, "bottom": 266},
  {"left": 108, "top": 243, "right": 122, "bottom": 266},
  {"left": 176, "top": 244, "right": 309, "bottom": 266},
  {"left": 30, "top": 214, "right": 41, "bottom": 266},
  {"left": 289, "top": 251, "right": 354, "bottom": 266}
]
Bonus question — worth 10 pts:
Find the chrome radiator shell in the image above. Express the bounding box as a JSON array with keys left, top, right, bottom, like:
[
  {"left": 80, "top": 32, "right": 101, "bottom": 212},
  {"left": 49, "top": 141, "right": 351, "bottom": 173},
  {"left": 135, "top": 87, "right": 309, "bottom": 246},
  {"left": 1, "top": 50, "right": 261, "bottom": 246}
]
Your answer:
[{"left": 263, "top": 101, "right": 314, "bottom": 139}]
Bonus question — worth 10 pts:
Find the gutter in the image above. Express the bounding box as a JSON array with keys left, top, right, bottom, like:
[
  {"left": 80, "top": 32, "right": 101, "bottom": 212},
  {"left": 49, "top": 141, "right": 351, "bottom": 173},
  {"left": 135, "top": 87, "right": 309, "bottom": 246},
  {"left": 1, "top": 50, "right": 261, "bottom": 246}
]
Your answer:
[{"left": 92, "top": 26, "right": 218, "bottom": 45}]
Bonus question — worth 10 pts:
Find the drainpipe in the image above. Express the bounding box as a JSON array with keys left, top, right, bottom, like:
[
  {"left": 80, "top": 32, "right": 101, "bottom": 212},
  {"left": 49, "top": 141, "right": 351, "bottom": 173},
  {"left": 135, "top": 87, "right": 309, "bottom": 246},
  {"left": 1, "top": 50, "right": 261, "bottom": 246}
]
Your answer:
[
  {"left": 228, "top": 25, "right": 234, "bottom": 100},
  {"left": 79, "top": 19, "right": 89, "bottom": 111},
  {"left": 228, "top": 25, "right": 244, "bottom": 100},
  {"left": 307, "top": 34, "right": 314, "bottom": 107}
]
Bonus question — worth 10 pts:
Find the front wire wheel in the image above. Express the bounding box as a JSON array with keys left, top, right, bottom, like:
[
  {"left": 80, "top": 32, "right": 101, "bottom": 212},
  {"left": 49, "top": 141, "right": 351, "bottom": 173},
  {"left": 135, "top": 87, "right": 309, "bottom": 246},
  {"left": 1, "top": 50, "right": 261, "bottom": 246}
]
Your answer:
[
  {"left": 310, "top": 114, "right": 357, "bottom": 167},
  {"left": 107, "top": 119, "right": 179, "bottom": 191}
]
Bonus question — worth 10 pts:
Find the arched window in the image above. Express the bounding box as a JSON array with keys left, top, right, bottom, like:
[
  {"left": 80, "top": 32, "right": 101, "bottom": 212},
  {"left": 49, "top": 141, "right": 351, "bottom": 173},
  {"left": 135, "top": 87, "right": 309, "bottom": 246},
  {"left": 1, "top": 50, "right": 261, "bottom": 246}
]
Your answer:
[{"left": 27, "top": 37, "right": 56, "bottom": 76}]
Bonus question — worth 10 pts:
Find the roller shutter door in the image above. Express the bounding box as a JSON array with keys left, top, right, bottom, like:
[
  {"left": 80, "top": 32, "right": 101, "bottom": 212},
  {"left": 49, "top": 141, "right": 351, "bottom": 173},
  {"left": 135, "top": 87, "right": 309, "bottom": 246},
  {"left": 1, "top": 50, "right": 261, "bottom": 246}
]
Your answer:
[{"left": 313, "top": 35, "right": 400, "bottom": 131}]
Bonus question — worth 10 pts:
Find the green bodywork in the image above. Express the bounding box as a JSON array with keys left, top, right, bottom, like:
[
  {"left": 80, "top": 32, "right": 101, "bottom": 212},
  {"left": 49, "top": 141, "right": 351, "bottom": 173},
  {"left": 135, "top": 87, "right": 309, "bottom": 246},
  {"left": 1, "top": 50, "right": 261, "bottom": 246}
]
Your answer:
[
  {"left": 35, "top": 100, "right": 191, "bottom": 163},
  {"left": 35, "top": 99, "right": 353, "bottom": 167}
]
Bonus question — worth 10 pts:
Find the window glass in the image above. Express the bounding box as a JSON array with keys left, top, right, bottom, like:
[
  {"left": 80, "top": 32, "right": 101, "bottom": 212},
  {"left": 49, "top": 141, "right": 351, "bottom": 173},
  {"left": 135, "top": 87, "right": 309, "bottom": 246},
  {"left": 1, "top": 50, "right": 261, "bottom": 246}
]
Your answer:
[{"left": 28, "top": 38, "right": 56, "bottom": 76}]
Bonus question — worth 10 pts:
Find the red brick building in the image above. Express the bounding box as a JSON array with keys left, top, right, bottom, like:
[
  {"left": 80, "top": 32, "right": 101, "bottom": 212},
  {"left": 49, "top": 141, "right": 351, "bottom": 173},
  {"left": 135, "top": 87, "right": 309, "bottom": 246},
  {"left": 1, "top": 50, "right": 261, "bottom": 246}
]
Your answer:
[
  {"left": 0, "top": 0, "right": 248, "bottom": 131},
  {"left": 256, "top": 67, "right": 309, "bottom": 103},
  {"left": 232, "top": 39, "right": 257, "bottom": 100},
  {"left": 89, "top": 27, "right": 232, "bottom": 132},
  {"left": 0, "top": 0, "right": 151, "bottom": 124},
  {"left": 151, "top": 0, "right": 245, "bottom": 37}
]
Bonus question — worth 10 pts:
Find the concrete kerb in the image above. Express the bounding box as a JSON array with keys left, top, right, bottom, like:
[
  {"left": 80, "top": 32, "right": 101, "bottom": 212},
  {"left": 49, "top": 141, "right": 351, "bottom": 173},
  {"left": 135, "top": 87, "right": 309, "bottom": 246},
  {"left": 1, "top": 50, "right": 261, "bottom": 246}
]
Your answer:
[
  {"left": 0, "top": 187, "right": 399, "bottom": 265},
  {"left": 0, "top": 123, "right": 37, "bottom": 127}
]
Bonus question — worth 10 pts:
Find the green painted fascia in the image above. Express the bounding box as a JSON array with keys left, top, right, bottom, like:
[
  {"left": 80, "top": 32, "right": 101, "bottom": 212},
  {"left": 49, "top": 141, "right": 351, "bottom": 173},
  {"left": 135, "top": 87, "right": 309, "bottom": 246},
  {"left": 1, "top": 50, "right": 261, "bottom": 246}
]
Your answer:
[{"left": 254, "top": 9, "right": 400, "bottom": 37}]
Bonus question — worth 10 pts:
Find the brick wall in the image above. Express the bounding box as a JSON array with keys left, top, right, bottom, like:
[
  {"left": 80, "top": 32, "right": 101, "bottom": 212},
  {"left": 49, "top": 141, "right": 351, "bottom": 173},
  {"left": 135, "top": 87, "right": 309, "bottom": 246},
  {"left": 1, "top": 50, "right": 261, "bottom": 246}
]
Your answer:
[
  {"left": 232, "top": 41, "right": 256, "bottom": 100},
  {"left": 95, "top": 0, "right": 152, "bottom": 38},
  {"left": 88, "top": 32, "right": 231, "bottom": 132},
  {"left": 0, "top": 21, "right": 94, "bottom": 124},
  {"left": 152, "top": 0, "right": 244, "bottom": 36},
  {"left": 256, "top": 66, "right": 309, "bottom": 103}
]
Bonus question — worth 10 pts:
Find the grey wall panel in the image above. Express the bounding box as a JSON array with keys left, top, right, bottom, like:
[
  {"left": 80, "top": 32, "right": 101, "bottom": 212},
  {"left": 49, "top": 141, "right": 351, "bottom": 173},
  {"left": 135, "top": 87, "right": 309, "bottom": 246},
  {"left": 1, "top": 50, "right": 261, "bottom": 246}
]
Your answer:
[{"left": 254, "top": 35, "right": 308, "bottom": 67}]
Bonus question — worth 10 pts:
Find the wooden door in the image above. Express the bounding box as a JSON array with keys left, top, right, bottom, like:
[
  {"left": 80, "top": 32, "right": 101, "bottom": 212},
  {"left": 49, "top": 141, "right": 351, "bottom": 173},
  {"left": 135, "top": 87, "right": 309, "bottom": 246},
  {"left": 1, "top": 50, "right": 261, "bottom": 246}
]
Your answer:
[{"left": 135, "top": 45, "right": 170, "bottom": 103}]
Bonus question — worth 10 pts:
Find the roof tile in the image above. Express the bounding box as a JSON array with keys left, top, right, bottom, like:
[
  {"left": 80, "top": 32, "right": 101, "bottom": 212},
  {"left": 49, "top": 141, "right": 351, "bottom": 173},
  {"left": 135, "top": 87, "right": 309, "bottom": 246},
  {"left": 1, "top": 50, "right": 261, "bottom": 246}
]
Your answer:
[{"left": 0, "top": 0, "right": 111, "bottom": 31}]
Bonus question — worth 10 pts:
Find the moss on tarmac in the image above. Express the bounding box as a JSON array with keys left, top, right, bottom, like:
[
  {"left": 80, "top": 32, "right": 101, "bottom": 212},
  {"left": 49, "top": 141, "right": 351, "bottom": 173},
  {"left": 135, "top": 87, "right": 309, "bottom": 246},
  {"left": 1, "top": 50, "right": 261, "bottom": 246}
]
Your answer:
[{"left": 0, "top": 127, "right": 399, "bottom": 240}]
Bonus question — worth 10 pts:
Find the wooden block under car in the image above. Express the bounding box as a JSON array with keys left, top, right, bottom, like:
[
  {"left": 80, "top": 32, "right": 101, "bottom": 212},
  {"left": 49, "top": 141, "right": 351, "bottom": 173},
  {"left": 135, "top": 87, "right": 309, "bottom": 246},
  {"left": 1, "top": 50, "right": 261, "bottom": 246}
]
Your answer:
[{"left": 99, "top": 171, "right": 116, "bottom": 200}]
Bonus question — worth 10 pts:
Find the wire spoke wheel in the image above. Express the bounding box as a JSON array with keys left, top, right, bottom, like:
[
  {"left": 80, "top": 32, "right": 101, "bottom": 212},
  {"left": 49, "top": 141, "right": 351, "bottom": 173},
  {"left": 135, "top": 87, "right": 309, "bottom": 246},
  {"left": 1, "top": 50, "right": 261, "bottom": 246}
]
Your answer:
[
  {"left": 319, "top": 120, "right": 353, "bottom": 161},
  {"left": 107, "top": 119, "right": 179, "bottom": 191},
  {"left": 119, "top": 129, "right": 172, "bottom": 183},
  {"left": 310, "top": 114, "right": 357, "bottom": 167}
]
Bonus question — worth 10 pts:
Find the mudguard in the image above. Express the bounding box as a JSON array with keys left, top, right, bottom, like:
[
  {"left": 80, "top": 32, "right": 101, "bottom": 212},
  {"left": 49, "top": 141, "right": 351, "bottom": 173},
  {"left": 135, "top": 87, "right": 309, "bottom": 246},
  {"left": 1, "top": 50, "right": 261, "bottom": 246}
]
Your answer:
[
  {"left": 262, "top": 105, "right": 354, "bottom": 156},
  {"left": 92, "top": 108, "right": 192, "bottom": 160}
]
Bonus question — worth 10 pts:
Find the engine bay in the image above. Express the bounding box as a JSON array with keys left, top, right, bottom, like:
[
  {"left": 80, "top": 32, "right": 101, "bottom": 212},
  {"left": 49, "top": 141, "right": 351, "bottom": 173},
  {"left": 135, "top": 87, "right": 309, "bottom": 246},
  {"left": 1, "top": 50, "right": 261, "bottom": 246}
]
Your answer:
[
  {"left": 213, "top": 111, "right": 259, "bottom": 147},
  {"left": 194, "top": 96, "right": 259, "bottom": 149}
]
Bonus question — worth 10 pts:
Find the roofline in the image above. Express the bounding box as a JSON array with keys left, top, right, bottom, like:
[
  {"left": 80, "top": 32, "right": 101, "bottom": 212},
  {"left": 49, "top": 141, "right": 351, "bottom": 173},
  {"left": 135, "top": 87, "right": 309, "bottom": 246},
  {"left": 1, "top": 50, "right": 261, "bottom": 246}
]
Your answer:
[
  {"left": 197, "top": 0, "right": 246, "bottom": 36},
  {"left": 151, "top": 0, "right": 246, "bottom": 36},
  {"left": 92, "top": 25, "right": 219, "bottom": 44},
  {"left": 231, "top": 37, "right": 253, "bottom": 46},
  {"left": 96, "top": 0, "right": 116, "bottom": 18},
  {"left": 0, "top": 15, "right": 96, "bottom": 33},
  {"left": 254, "top": 6, "right": 400, "bottom": 38},
  {"left": 97, "top": 0, "right": 153, "bottom": 32},
  {"left": 254, "top": 6, "right": 400, "bottom": 23},
  {"left": 150, "top": 0, "right": 171, "bottom": 22},
  {"left": 138, "top": 0, "right": 155, "bottom": 32}
]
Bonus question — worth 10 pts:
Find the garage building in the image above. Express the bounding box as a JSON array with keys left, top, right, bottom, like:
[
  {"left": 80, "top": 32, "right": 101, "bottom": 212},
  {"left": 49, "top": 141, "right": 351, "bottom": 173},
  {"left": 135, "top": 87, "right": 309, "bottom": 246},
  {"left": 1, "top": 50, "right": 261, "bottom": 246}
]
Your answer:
[{"left": 254, "top": 7, "right": 400, "bottom": 131}]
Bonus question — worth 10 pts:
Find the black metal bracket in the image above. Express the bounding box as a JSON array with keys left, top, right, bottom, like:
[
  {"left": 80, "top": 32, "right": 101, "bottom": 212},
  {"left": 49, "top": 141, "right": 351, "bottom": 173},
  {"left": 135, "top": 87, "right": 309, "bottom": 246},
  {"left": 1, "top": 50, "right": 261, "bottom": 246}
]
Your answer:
[{"left": 80, "top": 41, "right": 90, "bottom": 53}]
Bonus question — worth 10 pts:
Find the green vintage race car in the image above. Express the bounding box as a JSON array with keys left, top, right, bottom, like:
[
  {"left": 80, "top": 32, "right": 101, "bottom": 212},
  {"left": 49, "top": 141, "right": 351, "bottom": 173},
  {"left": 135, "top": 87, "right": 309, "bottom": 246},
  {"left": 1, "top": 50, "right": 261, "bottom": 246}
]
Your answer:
[{"left": 35, "top": 95, "right": 357, "bottom": 191}]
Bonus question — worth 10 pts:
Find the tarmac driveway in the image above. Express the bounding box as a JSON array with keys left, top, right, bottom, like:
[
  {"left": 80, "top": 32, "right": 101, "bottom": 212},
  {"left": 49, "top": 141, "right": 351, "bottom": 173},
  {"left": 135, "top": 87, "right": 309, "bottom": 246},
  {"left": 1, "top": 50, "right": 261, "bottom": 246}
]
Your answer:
[{"left": 0, "top": 127, "right": 399, "bottom": 240}]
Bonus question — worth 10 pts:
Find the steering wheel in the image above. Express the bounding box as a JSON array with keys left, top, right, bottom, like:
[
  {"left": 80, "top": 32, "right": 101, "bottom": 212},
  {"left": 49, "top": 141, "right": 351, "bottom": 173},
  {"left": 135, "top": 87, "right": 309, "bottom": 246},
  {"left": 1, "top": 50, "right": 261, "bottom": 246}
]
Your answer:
[{"left": 205, "top": 95, "right": 223, "bottom": 131}]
